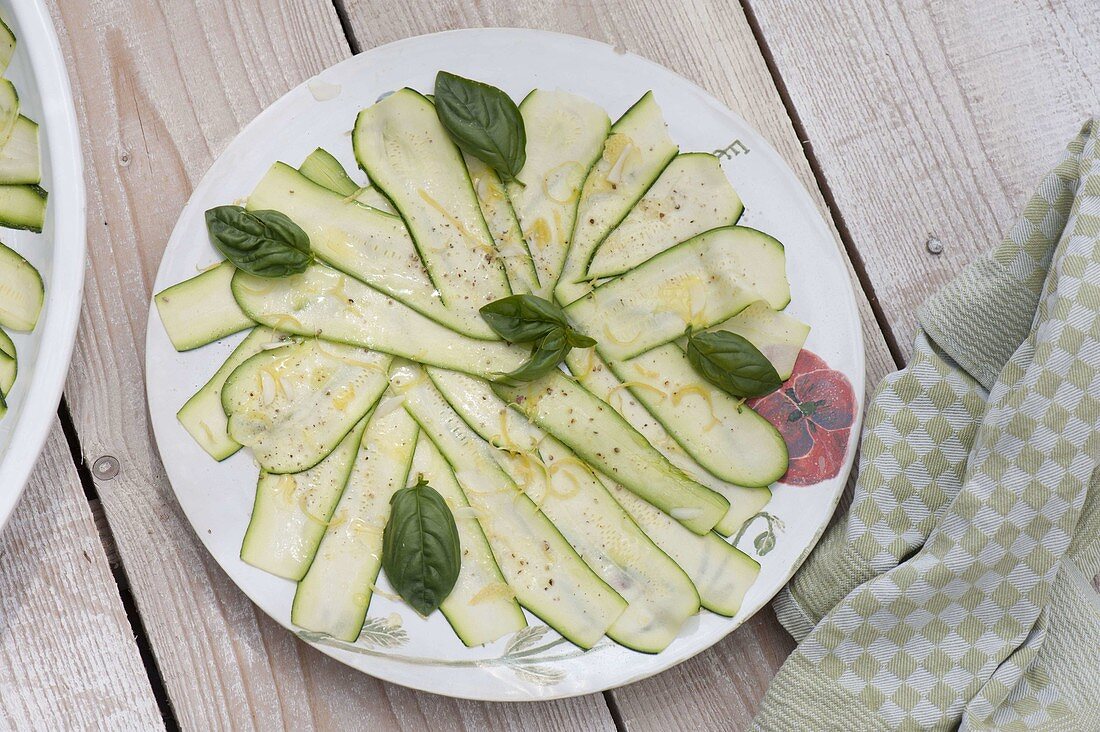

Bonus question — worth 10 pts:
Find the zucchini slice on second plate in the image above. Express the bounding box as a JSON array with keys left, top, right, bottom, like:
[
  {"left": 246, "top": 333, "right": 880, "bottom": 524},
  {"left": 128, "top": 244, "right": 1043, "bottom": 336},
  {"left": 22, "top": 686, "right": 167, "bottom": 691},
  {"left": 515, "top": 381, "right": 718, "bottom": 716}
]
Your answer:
[
  {"left": 230, "top": 265, "right": 527, "bottom": 378},
  {"left": 0, "top": 326, "right": 15, "bottom": 396},
  {"left": 292, "top": 403, "right": 419, "bottom": 642},
  {"left": 241, "top": 415, "right": 369, "bottom": 581},
  {"left": 0, "top": 183, "right": 46, "bottom": 232},
  {"left": 155, "top": 261, "right": 255, "bottom": 351},
  {"left": 0, "top": 79, "right": 18, "bottom": 150},
  {"left": 221, "top": 339, "right": 391, "bottom": 474},
  {"left": 586, "top": 152, "right": 743, "bottom": 279},
  {"left": 555, "top": 91, "right": 678, "bottom": 305},
  {"left": 353, "top": 89, "right": 511, "bottom": 306},
  {"left": 565, "top": 225, "right": 790, "bottom": 361},
  {"left": 0, "top": 19, "right": 14, "bottom": 76},
  {"left": 506, "top": 90, "right": 610, "bottom": 295},
  {"left": 409, "top": 431, "right": 528, "bottom": 647},
  {"left": 177, "top": 327, "right": 292, "bottom": 461}
]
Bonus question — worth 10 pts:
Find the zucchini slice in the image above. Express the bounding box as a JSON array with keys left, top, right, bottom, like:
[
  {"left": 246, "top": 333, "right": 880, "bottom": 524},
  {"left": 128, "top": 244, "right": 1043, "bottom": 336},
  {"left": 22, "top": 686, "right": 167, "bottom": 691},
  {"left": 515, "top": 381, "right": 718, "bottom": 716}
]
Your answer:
[
  {"left": 292, "top": 404, "right": 420, "bottom": 642},
  {"left": 298, "top": 147, "right": 360, "bottom": 197},
  {"left": 230, "top": 265, "right": 526, "bottom": 378},
  {"left": 601, "top": 343, "right": 788, "bottom": 488},
  {"left": 565, "top": 226, "right": 790, "bottom": 361},
  {"left": 0, "top": 18, "right": 14, "bottom": 76},
  {"left": 586, "top": 153, "right": 742, "bottom": 279},
  {"left": 0, "top": 325, "right": 13, "bottom": 359},
  {"left": 601, "top": 476, "right": 759, "bottom": 616},
  {"left": 697, "top": 301, "right": 809, "bottom": 380},
  {"left": 0, "top": 116, "right": 40, "bottom": 185},
  {"left": 176, "top": 327, "right": 292, "bottom": 461},
  {"left": 555, "top": 91, "right": 678, "bottom": 305},
  {"left": 298, "top": 147, "right": 396, "bottom": 213},
  {"left": 394, "top": 363, "right": 627, "bottom": 649},
  {"left": 0, "top": 327, "right": 14, "bottom": 396},
  {"left": 465, "top": 153, "right": 539, "bottom": 295},
  {"left": 505, "top": 90, "right": 610, "bottom": 295},
  {"left": 0, "top": 240, "right": 42, "bottom": 331},
  {"left": 247, "top": 162, "right": 494, "bottom": 339},
  {"left": 155, "top": 261, "right": 255, "bottom": 351},
  {"left": 241, "top": 415, "right": 368, "bottom": 580},
  {"left": 352, "top": 89, "right": 511, "bottom": 306},
  {"left": 565, "top": 347, "right": 771, "bottom": 536},
  {"left": 429, "top": 367, "right": 699, "bottom": 653},
  {"left": 221, "top": 339, "right": 391, "bottom": 474},
  {"left": 0, "top": 80, "right": 17, "bottom": 149},
  {"left": 493, "top": 369, "right": 729, "bottom": 535},
  {"left": 0, "top": 183, "right": 45, "bottom": 233},
  {"left": 409, "top": 431, "right": 528, "bottom": 647}
]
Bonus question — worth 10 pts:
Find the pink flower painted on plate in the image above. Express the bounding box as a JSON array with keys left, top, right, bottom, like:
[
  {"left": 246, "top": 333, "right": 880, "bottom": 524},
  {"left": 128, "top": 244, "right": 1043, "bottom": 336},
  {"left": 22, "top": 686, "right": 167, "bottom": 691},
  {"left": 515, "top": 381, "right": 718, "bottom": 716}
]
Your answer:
[{"left": 747, "top": 350, "right": 855, "bottom": 486}]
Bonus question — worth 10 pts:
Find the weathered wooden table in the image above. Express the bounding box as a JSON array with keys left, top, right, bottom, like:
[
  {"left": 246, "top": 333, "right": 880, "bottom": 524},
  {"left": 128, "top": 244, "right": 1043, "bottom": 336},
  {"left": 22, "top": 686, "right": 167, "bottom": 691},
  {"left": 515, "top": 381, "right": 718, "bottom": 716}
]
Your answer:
[{"left": 3, "top": 0, "right": 1097, "bottom": 728}]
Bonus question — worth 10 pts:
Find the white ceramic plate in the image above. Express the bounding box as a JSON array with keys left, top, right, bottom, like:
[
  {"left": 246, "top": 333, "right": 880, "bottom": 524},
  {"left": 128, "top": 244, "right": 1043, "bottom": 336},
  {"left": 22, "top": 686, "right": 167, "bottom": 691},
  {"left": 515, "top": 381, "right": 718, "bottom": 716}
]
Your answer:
[
  {"left": 146, "top": 29, "right": 865, "bottom": 701},
  {"left": 0, "top": 1, "right": 85, "bottom": 533}
]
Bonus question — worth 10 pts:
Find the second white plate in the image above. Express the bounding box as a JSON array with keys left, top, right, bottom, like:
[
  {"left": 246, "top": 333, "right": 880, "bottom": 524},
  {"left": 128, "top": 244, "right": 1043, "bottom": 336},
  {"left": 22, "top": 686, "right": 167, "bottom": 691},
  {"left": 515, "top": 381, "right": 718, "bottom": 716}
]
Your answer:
[{"left": 146, "top": 29, "right": 864, "bottom": 701}]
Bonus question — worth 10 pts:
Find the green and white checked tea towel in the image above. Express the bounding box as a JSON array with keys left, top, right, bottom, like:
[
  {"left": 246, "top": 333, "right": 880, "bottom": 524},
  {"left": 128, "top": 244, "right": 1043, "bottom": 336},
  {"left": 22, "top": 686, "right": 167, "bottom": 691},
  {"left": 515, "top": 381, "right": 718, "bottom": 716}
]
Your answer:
[{"left": 755, "top": 122, "right": 1100, "bottom": 731}]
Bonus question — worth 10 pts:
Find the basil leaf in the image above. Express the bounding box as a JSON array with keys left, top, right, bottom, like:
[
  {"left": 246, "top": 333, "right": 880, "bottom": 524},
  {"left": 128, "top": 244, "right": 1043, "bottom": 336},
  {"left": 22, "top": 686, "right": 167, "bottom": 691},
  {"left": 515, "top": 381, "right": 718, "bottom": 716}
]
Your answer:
[
  {"left": 480, "top": 294, "right": 571, "bottom": 342},
  {"left": 434, "top": 71, "right": 526, "bottom": 183},
  {"left": 686, "top": 330, "right": 782, "bottom": 398},
  {"left": 565, "top": 330, "right": 597, "bottom": 349},
  {"left": 496, "top": 327, "right": 571, "bottom": 385},
  {"left": 206, "top": 205, "right": 314, "bottom": 278},
  {"left": 382, "top": 476, "right": 461, "bottom": 617}
]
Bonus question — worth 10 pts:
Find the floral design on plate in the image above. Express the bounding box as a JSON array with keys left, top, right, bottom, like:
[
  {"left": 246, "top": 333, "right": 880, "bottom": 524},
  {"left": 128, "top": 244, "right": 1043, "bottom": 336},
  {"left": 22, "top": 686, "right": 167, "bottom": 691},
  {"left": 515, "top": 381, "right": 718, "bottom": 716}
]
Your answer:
[
  {"left": 299, "top": 622, "right": 609, "bottom": 686},
  {"left": 748, "top": 350, "right": 856, "bottom": 486}
]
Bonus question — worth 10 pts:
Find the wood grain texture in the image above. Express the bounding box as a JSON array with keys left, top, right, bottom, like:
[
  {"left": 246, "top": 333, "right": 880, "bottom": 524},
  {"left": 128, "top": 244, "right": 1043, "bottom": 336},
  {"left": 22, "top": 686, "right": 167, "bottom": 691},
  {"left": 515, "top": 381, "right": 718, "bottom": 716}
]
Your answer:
[
  {"left": 748, "top": 0, "right": 1100, "bottom": 358},
  {"left": 339, "top": 1, "right": 896, "bottom": 727},
  {"left": 47, "top": 0, "right": 614, "bottom": 728},
  {"left": 0, "top": 422, "right": 161, "bottom": 729}
]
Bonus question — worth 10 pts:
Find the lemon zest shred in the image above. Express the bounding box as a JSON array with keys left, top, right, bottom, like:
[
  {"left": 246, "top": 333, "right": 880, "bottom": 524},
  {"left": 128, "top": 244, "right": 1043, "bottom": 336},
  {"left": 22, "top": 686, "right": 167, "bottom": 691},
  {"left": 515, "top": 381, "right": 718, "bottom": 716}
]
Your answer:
[
  {"left": 418, "top": 188, "right": 496, "bottom": 258},
  {"left": 542, "top": 160, "right": 584, "bottom": 204},
  {"left": 603, "top": 321, "right": 642, "bottom": 346},
  {"left": 671, "top": 385, "right": 721, "bottom": 430}
]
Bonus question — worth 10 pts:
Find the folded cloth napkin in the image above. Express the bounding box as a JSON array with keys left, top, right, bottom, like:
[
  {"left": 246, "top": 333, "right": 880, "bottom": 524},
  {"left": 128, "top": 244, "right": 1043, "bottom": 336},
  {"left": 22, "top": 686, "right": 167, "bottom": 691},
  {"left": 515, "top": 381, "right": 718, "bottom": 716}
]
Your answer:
[{"left": 754, "top": 122, "right": 1100, "bottom": 731}]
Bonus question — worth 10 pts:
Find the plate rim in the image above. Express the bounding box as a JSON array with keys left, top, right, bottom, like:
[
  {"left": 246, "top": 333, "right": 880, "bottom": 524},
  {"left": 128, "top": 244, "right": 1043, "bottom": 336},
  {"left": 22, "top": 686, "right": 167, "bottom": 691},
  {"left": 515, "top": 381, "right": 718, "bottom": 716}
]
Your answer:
[
  {"left": 144, "top": 27, "right": 865, "bottom": 701},
  {"left": 0, "top": 0, "right": 87, "bottom": 533}
]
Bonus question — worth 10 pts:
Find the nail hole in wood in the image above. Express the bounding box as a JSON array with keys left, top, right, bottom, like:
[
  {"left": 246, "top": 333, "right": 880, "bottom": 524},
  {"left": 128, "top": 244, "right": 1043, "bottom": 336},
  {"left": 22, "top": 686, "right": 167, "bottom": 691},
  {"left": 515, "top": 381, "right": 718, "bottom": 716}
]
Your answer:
[{"left": 93, "top": 455, "right": 120, "bottom": 480}]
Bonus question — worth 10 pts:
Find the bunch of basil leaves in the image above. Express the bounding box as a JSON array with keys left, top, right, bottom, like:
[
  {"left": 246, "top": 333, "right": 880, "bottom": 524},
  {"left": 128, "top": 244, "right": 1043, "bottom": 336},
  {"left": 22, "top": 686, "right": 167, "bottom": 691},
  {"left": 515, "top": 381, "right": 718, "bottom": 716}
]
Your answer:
[{"left": 481, "top": 294, "right": 596, "bottom": 384}]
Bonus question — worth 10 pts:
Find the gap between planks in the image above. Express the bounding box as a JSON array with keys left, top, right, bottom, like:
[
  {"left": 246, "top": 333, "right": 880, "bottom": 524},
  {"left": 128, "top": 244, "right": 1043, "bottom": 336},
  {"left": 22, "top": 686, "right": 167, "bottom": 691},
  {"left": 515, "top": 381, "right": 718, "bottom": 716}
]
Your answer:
[
  {"left": 739, "top": 0, "right": 905, "bottom": 370},
  {"left": 57, "top": 398, "right": 181, "bottom": 732}
]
